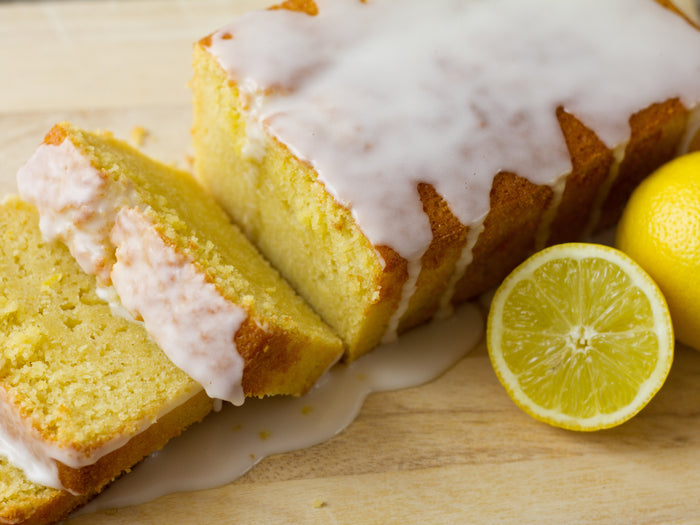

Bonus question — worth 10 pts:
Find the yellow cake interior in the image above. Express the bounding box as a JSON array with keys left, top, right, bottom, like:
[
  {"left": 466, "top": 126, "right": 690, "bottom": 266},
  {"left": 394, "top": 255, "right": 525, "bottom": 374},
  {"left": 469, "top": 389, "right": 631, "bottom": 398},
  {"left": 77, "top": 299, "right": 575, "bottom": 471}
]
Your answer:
[
  {"left": 0, "top": 195, "right": 201, "bottom": 454},
  {"left": 192, "top": 45, "right": 389, "bottom": 360}
]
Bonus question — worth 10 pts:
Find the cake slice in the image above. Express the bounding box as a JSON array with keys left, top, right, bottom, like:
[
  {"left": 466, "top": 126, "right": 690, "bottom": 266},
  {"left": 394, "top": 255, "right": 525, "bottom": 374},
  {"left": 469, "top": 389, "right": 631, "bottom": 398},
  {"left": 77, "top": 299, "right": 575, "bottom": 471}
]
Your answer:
[
  {"left": 17, "top": 122, "right": 343, "bottom": 405},
  {"left": 0, "top": 196, "right": 212, "bottom": 523},
  {"left": 192, "top": 0, "right": 700, "bottom": 360}
]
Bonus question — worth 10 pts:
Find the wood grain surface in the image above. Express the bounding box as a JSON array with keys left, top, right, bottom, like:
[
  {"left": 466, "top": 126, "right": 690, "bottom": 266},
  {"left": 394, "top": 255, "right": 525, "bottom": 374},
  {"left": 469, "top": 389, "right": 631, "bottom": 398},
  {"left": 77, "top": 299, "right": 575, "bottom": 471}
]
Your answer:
[{"left": 2, "top": 2, "right": 700, "bottom": 524}]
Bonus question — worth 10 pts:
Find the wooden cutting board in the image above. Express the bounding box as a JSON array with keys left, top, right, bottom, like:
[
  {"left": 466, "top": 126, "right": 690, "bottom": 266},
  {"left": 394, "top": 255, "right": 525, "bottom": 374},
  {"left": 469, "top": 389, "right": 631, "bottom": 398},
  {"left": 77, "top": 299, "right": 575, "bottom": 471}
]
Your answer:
[{"left": 2, "top": 2, "right": 700, "bottom": 523}]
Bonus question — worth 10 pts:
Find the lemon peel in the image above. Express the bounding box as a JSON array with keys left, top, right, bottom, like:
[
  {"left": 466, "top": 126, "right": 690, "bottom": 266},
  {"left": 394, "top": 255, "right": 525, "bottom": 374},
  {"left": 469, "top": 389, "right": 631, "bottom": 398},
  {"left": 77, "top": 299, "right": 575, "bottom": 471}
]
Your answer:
[{"left": 617, "top": 151, "right": 700, "bottom": 351}]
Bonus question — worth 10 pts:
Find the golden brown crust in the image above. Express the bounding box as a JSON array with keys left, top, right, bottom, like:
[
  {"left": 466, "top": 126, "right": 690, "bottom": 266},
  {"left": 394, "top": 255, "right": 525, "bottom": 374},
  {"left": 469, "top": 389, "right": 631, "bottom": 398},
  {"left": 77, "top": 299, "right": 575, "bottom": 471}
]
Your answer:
[
  {"left": 452, "top": 171, "right": 553, "bottom": 304},
  {"left": 236, "top": 316, "right": 305, "bottom": 396},
  {"left": 598, "top": 98, "right": 688, "bottom": 229},
  {"left": 1, "top": 491, "right": 88, "bottom": 525},
  {"left": 42, "top": 125, "right": 68, "bottom": 147},
  {"left": 269, "top": 0, "right": 319, "bottom": 16},
  {"left": 548, "top": 106, "right": 614, "bottom": 244},
  {"left": 392, "top": 97, "right": 692, "bottom": 316},
  {"left": 428, "top": 99, "right": 690, "bottom": 308},
  {"left": 397, "top": 183, "right": 468, "bottom": 332},
  {"left": 237, "top": 315, "right": 342, "bottom": 397},
  {"left": 371, "top": 245, "right": 408, "bottom": 331}
]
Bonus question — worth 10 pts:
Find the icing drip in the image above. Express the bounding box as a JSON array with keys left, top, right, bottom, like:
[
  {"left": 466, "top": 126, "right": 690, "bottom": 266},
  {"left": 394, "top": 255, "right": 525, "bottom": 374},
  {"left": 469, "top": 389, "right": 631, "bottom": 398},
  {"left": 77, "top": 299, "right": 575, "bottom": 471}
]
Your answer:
[
  {"left": 437, "top": 217, "right": 486, "bottom": 319},
  {"left": 16, "top": 139, "right": 137, "bottom": 284},
  {"left": 111, "top": 208, "right": 247, "bottom": 405},
  {"left": 582, "top": 142, "right": 628, "bottom": 239},
  {"left": 381, "top": 257, "right": 421, "bottom": 344},
  {"left": 534, "top": 174, "right": 568, "bottom": 251}
]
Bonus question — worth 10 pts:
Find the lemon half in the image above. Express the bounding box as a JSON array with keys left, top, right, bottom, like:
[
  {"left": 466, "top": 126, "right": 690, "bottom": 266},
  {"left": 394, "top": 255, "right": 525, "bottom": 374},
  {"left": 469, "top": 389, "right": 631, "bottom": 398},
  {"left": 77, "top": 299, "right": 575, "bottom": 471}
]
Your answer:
[{"left": 487, "top": 243, "right": 673, "bottom": 431}]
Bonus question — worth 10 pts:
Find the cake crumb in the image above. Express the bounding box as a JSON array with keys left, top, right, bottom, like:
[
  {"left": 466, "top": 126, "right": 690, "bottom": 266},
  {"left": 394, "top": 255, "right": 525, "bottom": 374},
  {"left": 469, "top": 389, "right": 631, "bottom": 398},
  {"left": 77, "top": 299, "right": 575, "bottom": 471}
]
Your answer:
[
  {"left": 258, "top": 429, "right": 270, "bottom": 440},
  {"left": 312, "top": 498, "right": 326, "bottom": 509},
  {"left": 130, "top": 126, "right": 149, "bottom": 147},
  {"left": 42, "top": 273, "right": 63, "bottom": 289},
  {"left": 301, "top": 405, "right": 313, "bottom": 415}
]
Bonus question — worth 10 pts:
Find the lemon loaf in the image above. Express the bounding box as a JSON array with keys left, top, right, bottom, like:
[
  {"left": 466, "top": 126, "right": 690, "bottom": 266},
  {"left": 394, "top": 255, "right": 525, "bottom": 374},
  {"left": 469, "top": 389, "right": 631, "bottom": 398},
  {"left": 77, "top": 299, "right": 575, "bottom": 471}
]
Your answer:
[
  {"left": 17, "top": 122, "right": 343, "bottom": 405},
  {"left": 0, "top": 196, "right": 213, "bottom": 524},
  {"left": 192, "top": 0, "right": 700, "bottom": 360}
]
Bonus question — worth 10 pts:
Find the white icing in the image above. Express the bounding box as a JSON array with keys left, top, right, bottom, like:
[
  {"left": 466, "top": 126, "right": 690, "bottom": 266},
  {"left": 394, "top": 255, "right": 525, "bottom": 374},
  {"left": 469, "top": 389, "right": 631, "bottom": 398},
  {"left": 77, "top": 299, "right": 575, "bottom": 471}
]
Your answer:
[
  {"left": 0, "top": 385, "right": 200, "bottom": 492},
  {"left": 534, "top": 174, "right": 568, "bottom": 251},
  {"left": 239, "top": 83, "right": 270, "bottom": 162},
  {"left": 16, "top": 139, "right": 248, "bottom": 405},
  {"left": 76, "top": 302, "right": 483, "bottom": 515},
  {"left": 582, "top": 142, "right": 628, "bottom": 239},
  {"left": 16, "top": 140, "right": 137, "bottom": 284},
  {"left": 111, "top": 208, "right": 247, "bottom": 405},
  {"left": 208, "top": 0, "right": 700, "bottom": 339},
  {"left": 437, "top": 217, "right": 486, "bottom": 319},
  {"left": 96, "top": 284, "right": 144, "bottom": 325},
  {"left": 381, "top": 257, "right": 421, "bottom": 344},
  {"left": 0, "top": 388, "right": 59, "bottom": 489}
]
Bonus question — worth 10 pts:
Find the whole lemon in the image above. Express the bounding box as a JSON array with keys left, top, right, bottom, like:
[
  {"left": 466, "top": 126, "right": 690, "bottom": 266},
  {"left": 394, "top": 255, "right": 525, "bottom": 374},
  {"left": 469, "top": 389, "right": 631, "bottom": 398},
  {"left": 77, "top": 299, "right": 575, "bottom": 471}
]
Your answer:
[{"left": 616, "top": 151, "right": 700, "bottom": 350}]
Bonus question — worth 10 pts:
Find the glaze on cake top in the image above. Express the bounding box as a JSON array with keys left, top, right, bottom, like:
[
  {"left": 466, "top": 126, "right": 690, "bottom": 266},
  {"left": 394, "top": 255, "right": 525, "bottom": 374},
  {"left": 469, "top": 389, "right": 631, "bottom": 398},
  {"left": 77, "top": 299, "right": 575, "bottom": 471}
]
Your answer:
[{"left": 208, "top": 0, "right": 700, "bottom": 337}]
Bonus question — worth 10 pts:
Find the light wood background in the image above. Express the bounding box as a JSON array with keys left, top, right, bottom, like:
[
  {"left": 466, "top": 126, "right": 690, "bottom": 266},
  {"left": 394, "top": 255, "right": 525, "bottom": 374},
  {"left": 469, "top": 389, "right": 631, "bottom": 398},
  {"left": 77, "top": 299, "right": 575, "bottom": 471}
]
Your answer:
[{"left": 2, "top": 1, "right": 700, "bottom": 523}]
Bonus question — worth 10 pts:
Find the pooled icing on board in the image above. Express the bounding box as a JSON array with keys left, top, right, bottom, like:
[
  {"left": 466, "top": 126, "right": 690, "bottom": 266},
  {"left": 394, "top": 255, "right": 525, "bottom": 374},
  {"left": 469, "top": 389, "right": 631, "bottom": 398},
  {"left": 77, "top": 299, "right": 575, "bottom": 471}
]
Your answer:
[
  {"left": 208, "top": 0, "right": 700, "bottom": 340},
  {"left": 77, "top": 303, "right": 483, "bottom": 514}
]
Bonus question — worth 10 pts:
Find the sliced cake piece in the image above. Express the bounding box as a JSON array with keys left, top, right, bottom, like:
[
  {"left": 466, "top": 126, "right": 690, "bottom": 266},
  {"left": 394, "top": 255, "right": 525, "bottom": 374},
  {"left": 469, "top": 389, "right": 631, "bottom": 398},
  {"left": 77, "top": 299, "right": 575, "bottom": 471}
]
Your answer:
[
  {"left": 0, "top": 196, "right": 212, "bottom": 523},
  {"left": 192, "top": 0, "right": 700, "bottom": 360},
  {"left": 17, "top": 122, "right": 343, "bottom": 405}
]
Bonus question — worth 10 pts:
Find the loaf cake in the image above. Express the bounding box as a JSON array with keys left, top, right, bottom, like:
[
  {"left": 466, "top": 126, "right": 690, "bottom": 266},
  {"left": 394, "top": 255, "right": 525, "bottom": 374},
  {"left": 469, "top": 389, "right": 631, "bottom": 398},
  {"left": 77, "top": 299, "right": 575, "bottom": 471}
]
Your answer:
[
  {"left": 192, "top": 0, "right": 700, "bottom": 361},
  {"left": 17, "top": 122, "right": 343, "bottom": 405},
  {"left": 0, "top": 196, "right": 212, "bottom": 524}
]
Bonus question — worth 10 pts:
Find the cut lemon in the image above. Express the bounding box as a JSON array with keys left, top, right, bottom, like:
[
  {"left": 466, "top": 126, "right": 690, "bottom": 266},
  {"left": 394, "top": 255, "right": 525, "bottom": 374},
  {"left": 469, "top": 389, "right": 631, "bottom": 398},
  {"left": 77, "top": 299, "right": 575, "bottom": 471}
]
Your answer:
[{"left": 487, "top": 243, "right": 674, "bottom": 431}]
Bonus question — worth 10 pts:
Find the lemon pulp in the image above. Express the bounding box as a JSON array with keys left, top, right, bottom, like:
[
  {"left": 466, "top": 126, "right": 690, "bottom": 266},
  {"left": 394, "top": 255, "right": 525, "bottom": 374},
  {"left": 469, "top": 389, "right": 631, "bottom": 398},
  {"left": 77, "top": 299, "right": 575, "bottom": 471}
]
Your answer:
[{"left": 487, "top": 243, "right": 673, "bottom": 431}]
